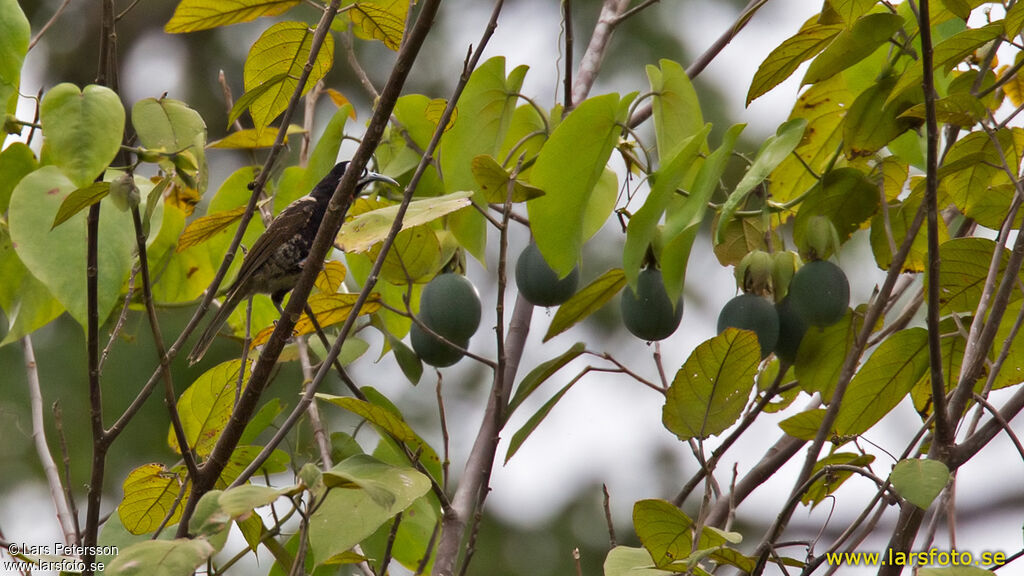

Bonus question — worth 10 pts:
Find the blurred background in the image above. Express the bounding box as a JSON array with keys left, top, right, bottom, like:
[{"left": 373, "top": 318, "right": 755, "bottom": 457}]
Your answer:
[{"left": 4, "top": 0, "right": 1023, "bottom": 574}]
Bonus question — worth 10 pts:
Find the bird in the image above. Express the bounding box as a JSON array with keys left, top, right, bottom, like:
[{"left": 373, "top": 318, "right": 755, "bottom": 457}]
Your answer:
[{"left": 187, "top": 161, "right": 398, "bottom": 365}]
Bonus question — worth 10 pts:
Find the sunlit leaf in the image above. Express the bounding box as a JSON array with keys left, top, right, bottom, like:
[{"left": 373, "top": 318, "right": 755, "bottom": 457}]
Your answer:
[
  {"left": 250, "top": 292, "right": 381, "bottom": 347},
  {"left": 663, "top": 329, "right": 761, "bottom": 440},
  {"left": 888, "top": 23, "right": 1003, "bottom": 105},
  {"left": 175, "top": 206, "right": 246, "bottom": 253},
  {"left": 471, "top": 154, "right": 544, "bottom": 203},
  {"left": 118, "top": 464, "right": 186, "bottom": 535},
  {"left": 242, "top": 22, "right": 334, "bottom": 130},
  {"left": 170, "top": 360, "right": 251, "bottom": 456},
  {"left": 648, "top": 59, "right": 704, "bottom": 159},
  {"left": 747, "top": 17, "right": 843, "bottom": 104},
  {"left": 802, "top": 13, "right": 903, "bottom": 85},
  {"left": 835, "top": 328, "right": 929, "bottom": 436},
  {"left": 543, "top": 268, "right": 626, "bottom": 342},
  {"left": 351, "top": 0, "right": 406, "bottom": 50},
  {"left": 315, "top": 260, "right": 347, "bottom": 294},
  {"left": 424, "top": 98, "right": 456, "bottom": 131},
  {"left": 335, "top": 191, "right": 472, "bottom": 253},
  {"left": 165, "top": 0, "right": 299, "bottom": 33},
  {"left": 208, "top": 124, "right": 305, "bottom": 148}
]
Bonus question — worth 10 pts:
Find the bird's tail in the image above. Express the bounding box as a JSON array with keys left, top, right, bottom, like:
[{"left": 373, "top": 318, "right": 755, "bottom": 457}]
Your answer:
[{"left": 187, "top": 287, "right": 245, "bottom": 365}]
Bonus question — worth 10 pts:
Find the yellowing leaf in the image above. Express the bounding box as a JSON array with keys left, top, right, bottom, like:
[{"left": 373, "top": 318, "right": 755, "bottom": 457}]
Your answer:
[
  {"left": 51, "top": 182, "right": 110, "bottom": 229},
  {"left": 242, "top": 21, "right": 334, "bottom": 131},
  {"left": 251, "top": 293, "right": 381, "bottom": 347},
  {"left": 471, "top": 154, "right": 544, "bottom": 203},
  {"left": 1000, "top": 63, "right": 1024, "bottom": 108},
  {"left": 165, "top": 0, "right": 299, "bottom": 33},
  {"left": 208, "top": 124, "right": 305, "bottom": 148},
  {"left": 170, "top": 360, "right": 251, "bottom": 456},
  {"left": 176, "top": 205, "right": 246, "bottom": 252},
  {"left": 326, "top": 89, "right": 357, "bottom": 117},
  {"left": 118, "top": 464, "right": 186, "bottom": 535},
  {"left": 316, "top": 260, "right": 348, "bottom": 294},
  {"left": 351, "top": 0, "right": 407, "bottom": 50},
  {"left": 424, "top": 98, "right": 456, "bottom": 131}
]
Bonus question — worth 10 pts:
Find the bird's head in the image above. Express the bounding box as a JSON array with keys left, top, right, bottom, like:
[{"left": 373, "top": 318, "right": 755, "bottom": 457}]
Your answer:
[{"left": 318, "top": 161, "right": 399, "bottom": 198}]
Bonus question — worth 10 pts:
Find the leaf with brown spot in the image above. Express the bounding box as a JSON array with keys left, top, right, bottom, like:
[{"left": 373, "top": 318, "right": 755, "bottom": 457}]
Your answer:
[{"left": 176, "top": 206, "right": 246, "bottom": 252}]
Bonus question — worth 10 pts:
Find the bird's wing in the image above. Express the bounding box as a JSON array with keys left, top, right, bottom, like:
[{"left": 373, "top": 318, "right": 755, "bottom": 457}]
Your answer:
[{"left": 229, "top": 197, "right": 319, "bottom": 292}]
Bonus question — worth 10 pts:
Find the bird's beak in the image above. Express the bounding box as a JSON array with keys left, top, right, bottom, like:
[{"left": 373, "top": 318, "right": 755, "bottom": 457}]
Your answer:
[{"left": 358, "top": 170, "right": 400, "bottom": 192}]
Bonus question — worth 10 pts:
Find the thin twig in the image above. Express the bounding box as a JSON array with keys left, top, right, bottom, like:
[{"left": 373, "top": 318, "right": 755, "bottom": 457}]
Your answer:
[
  {"left": 28, "top": 0, "right": 74, "bottom": 51},
  {"left": 23, "top": 335, "right": 77, "bottom": 545}
]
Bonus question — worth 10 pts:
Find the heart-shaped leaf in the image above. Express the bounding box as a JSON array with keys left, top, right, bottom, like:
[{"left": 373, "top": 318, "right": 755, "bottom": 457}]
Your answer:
[{"left": 40, "top": 83, "right": 125, "bottom": 187}]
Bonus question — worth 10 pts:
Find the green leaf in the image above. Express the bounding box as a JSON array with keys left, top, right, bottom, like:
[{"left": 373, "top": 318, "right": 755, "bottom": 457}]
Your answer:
[
  {"left": 543, "top": 268, "right": 626, "bottom": 342},
  {"left": 662, "top": 329, "right": 761, "bottom": 440},
  {"left": 440, "top": 56, "right": 527, "bottom": 262},
  {"left": 715, "top": 118, "right": 806, "bottom": 245},
  {"left": 1007, "top": 1, "right": 1024, "bottom": 38},
  {"left": 825, "top": 0, "right": 881, "bottom": 26},
  {"left": 793, "top": 168, "right": 879, "bottom": 247},
  {"left": 795, "top": 310, "right": 863, "bottom": 401},
  {"left": 0, "top": 0, "right": 29, "bottom": 113},
  {"left": 660, "top": 124, "right": 745, "bottom": 304},
  {"left": 165, "top": 0, "right": 299, "bottom": 33},
  {"left": 778, "top": 408, "right": 828, "bottom": 440},
  {"left": 51, "top": 182, "right": 111, "bottom": 229},
  {"left": 209, "top": 124, "right": 305, "bottom": 148},
  {"left": 632, "top": 499, "right": 694, "bottom": 568},
  {"left": 869, "top": 185, "right": 937, "bottom": 272},
  {"left": 8, "top": 167, "right": 134, "bottom": 329},
  {"left": 835, "top": 328, "right": 930, "bottom": 436},
  {"left": 843, "top": 75, "right": 923, "bottom": 158},
  {"left": 888, "top": 23, "right": 1004, "bottom": 105},
  {"left": 623, "top": 126, "right": 711, "bottom": 290},
  {"left": 769, "top": 75, "right": 853, "bottom": 205},
  {"left": 40, "top": 83, "right": 125, "bottom": 188},
  {"left": 240, "top": 398, "right": 284, "bottom": 445},
  {"left": 0, "top": 227, "right": 63, "bottom": 345},
  {"left": 0, "top": 141, "right": 36, "bottom": 214},
  {"left": 242, "top": 22, "right": 334, "bottom": 131},
  {"left": 471, "top": 154, "right": 544, "bottom": 203},
  {"left": 309, "top": 455, "right": 431, "bottom": 566},
  {"left": 335, "top": 191, "right": 472, "bottom": 253},
  {"left": 171, "top": 360, "right": 251, "bottom": 456},
  {"left": 505, "top": 376, "right": 580, "bottom": 463},
  {"left": 133, "top": 97, "right": 207, "bottom": 154},
  {"left": 803, "top": 13, "right": 903, "bottom": 85},
  {"left": 106, "top": 537, "right": 216, "bottom": 575},
  {"left": 507, "top": 342, "right": 586, "bottom": 417},
  {"left": 603, "top": 546, "right": 674, "bottom": 576},
  {"left": 802, "top": 452, "right": 875, "bottom": 507},
  {"left": 891, "top": 458, "right": 950, "bottom": 510},
  {"left": 118, "top": 463, "right": 186, "bottom": 535},
  {"left": 529, "top": 92, "right": 635, "bottom": 277},
  {"left": 900, "top": 93, "right": 986, "bottom": 127},
  {"left": 647, "top": 59, "right": 704, "bottom": 159},
  {"left": 317, "top": 395, "right": 419, "bottom": 443},
  {"left": 933, "top": 237, "right": 1015, "bottom": 314},
  {"left": 747, "top": 18, "right": 843, "bottom": 104}
]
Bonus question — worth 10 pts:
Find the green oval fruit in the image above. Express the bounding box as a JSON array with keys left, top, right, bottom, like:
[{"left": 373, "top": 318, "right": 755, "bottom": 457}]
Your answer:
[
  {"left": 717, "top": 293, "right": 779, "bottom": 359},
  {"left": 515, "top": 243, "right": 579, "bottom": 306},
  {"left": 419, "top": 273, "right": 482, "bottom": 341},
  {"left": 621, "top": 267, "right": 683, "bottom": 341},
  {"left": 410, "top": 322, "right": 467, "bottom": 367},
  {"left": 788, "top": 259, "right": 849, "bottom": 327},
  {"left": 773, "top": 296, "right": 808, "bottom": 364}
]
